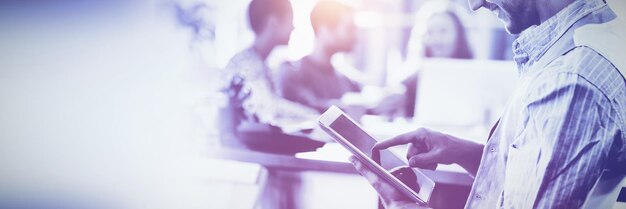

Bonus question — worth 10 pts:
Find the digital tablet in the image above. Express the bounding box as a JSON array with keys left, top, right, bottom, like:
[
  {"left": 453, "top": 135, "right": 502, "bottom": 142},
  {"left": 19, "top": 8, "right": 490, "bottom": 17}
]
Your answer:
[{"left": 318, "top": 106, "right": 434, "bottom": 206}]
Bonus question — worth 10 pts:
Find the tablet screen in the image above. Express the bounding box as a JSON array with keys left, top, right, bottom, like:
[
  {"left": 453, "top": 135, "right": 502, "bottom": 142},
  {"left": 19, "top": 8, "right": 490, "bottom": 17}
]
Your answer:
[
  {"left": 329, "top": 114, "right": 406, "bottom": 170},
  {"left": 320, "top": 106, "right": 435, "bottom": 205}
]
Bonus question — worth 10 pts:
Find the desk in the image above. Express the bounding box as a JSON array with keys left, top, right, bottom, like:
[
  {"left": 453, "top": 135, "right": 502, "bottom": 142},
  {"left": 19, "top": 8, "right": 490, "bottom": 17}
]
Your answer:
[
  {"left": 209, "top": 147, "right": 474, "bottom": 209},
  {"left": 208, "top": 148, "right": 356, "bottom": 174}
]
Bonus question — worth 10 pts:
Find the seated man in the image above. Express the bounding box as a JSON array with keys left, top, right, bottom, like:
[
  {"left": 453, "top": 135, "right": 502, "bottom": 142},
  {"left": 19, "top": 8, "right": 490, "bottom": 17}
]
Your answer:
[
  {"left": 278, "top": 1, "right": 403, "bottom": 117},
  {"left": 277, "top": 1, "right": 360, "bottom": 113},
  {"left": 224, "top": 0, "right": 318, "bottom": 128}
]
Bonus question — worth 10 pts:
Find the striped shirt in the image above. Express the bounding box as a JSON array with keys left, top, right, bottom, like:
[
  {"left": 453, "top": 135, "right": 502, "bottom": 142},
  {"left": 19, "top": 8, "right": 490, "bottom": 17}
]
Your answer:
[{"left": 466, "top": 0, "right": 626, "bottom": 208}]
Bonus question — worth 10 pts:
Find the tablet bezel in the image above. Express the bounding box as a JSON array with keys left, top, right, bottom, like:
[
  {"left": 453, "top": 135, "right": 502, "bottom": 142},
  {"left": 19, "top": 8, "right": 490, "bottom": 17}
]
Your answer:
[{"left": 318, "top": 106, "right": 428, "bottom": 205}]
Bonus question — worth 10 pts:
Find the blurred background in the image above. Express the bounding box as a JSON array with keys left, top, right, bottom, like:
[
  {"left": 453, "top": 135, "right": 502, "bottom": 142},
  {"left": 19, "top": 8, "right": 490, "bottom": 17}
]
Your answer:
[{"left": 0, "top": 0, "right": 624, "bottom": 209}]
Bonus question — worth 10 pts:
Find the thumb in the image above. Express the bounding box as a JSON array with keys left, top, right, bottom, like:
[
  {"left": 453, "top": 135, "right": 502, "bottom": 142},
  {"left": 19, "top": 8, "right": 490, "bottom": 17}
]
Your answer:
[{"left": 408, "top": 151, "right": 440, "bottom": 168}]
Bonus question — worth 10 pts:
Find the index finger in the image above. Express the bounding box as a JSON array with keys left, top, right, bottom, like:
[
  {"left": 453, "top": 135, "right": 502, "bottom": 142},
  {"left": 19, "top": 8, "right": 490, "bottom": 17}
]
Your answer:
[{"left": 373, "top": 129, "right": 426, "bottom": 151}]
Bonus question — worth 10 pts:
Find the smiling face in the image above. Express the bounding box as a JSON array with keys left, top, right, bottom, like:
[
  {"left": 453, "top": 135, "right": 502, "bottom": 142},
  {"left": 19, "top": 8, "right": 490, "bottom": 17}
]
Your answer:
[
  {"left": 469, "top": 0, "right": 539, "bottom": 34},
  {"left": 423, "top": 13, "right": 459, "bottom": 58}
]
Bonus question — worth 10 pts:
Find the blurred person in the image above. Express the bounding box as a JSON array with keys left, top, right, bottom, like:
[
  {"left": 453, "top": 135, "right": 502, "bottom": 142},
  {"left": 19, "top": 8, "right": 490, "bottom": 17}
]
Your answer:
[
  {"left": 406, "top": 1, "right": 473, "bottom": 61},
  {"left": 351, "top": 0, "right": 626, "bottom": 208},
  {"left": 222, "top": 1, "right": 323, "bottom": 209},
  {"left": 224, "top": 0, "right": 318, "bottom": 128},
  {"left": 402, "top": 0, "right": 474, "bottom": 117},
  {"left": 277, "top": 1, "right": 359, "bottom": 113},
  {"left": 278, "top": 0, "right": 403, "bottom": 117}
]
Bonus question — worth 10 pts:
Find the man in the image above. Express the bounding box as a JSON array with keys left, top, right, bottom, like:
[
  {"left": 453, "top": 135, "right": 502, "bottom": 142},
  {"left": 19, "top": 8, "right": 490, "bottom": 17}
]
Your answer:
[
  {"left": 224, "top": 0, "right": 317, "bottom": 127},
  {"left": 351, "top": 0, "right": 626, "bottom": 208},
  {"left": 223, "top": 1, "right": 321, "bottom": 208},
  {"left": 278, "top": 0, "right": 403, "bottom": 117},
  {"left": 277, "top": 0, "right": 360, "bottom": 113}
]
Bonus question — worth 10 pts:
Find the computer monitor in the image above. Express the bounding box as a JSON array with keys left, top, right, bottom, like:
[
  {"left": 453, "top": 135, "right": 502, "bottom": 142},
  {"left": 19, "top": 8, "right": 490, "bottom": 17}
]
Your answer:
[{"left": 413, "top": 58, "right": 518, "bottom": 127}]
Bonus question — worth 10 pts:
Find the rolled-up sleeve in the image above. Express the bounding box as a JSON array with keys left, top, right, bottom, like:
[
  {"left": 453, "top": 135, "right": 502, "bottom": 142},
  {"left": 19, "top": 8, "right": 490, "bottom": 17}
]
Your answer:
[{"left": 502, "top": 71, "right": 620, "bottom": 208}]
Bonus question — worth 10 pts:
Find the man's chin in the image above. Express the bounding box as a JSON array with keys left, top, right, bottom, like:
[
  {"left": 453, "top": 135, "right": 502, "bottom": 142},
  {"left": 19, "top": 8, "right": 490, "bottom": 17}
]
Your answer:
[
  {"left": 501, "top": 18, "right": 537, "bottom": 35},
  {"left": 503, "top": 23, "right": 524, "bottom": 35}
]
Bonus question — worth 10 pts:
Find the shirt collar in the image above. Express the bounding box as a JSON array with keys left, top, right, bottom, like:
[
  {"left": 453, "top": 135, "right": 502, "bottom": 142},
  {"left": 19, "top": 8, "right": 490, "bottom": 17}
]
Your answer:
[{"left": 512, "top": 0, "right": 607, "bottom": 70}]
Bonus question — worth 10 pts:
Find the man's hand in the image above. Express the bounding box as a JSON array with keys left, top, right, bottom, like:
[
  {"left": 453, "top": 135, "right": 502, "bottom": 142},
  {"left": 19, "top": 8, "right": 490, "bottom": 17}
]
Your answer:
[
  {"left": 373, "top": 128, "right": 484, "bottom": 176},
  {"left": 349, "top": 156, "right": 430, "bottom": 209}
]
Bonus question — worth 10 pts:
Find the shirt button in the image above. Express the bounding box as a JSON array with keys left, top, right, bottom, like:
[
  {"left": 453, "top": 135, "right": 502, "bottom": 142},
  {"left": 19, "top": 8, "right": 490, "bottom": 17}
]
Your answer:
[
  {"left": 474, "top": 193, "right": 483, "bottom": 200},
  {"left": 489, "top": 145, "right": 497, "bottom": 153}
]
